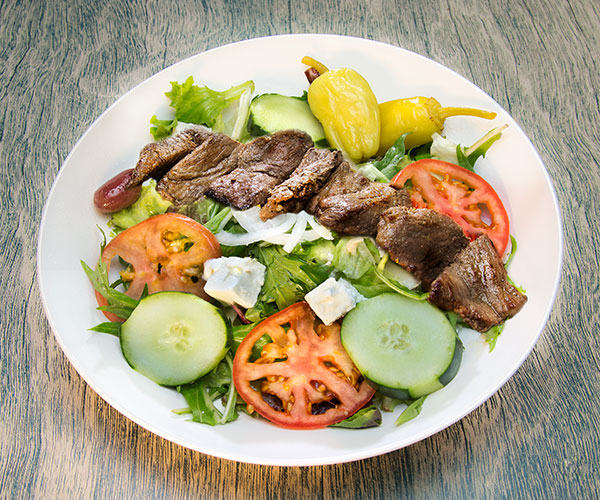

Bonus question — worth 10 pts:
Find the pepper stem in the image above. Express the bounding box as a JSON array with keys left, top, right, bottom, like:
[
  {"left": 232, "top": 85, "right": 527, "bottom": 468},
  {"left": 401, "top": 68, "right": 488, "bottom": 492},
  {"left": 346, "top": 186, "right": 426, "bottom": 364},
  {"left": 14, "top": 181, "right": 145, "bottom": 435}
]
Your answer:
[
  {"left": 301, "top": 56, "right": 329, "bottom": 75},
  {"left": 438, "top": 106, "right": 497, "bottom": 121}
]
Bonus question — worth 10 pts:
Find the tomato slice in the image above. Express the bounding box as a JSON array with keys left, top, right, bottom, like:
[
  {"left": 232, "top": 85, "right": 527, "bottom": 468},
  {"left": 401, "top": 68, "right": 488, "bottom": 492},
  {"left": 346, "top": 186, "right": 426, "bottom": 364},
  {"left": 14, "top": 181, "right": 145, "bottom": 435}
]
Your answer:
[
  {"left": 233, "top": 302, "right": 375, "bottom": 429},
  {"left": 98, "top": 213, "right": 221, "bottom": 320},
  {"left": 391, "top": 159, "right": 510, "bottom": 256}
]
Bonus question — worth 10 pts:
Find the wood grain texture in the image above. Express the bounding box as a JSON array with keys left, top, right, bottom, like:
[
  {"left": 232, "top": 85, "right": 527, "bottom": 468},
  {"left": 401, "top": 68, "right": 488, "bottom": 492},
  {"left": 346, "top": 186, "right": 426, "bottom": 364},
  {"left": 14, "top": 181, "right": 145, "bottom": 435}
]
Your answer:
[{"left": 1, "top": 0, "right": 599, "bottom": 498}]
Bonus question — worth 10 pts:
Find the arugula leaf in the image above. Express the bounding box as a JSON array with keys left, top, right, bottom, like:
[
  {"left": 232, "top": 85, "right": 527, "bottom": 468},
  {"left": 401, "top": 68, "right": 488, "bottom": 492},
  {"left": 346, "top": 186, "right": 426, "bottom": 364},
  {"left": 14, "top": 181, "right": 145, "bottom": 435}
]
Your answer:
[
  {"left": 149, "top": 115, "right": 178, "bottom": 140},
  {"left": 177, "top": 353, "right": 238, "bottom": 426},
  {"left": 466, "top": 128, "right": 503, "bottom": 164},
  {"left": 395, "top": 396, "right": 427, "bottom": 426},
  {"left": 504, "top": 234, "right": 518, "bottom": 268},
  {"left": 231, "top": 322, "right": 258, "bottom": 351},
  {"left": 89, "top": 322, "right": 121, "bottom": 337},
  {"left": 81, "top": 259, "right": 139, "bottom": 316},
  {"left": 165, "top": 76, "right": 255, "bottom": 128},
  {"left": 456, "top": 146, "right": 476, "bottom": 172},
  {"left": 457, "top": 126, "right": 506, "bottom": 171},
  {"left": 371, "top": 134, "right": 411, "bottom": 180},
  {"left": 245, "top": 245, "right": 323, "bottom": 321},
  {"left": 331, "top": 406, "right": 382, "bottom": 429}
]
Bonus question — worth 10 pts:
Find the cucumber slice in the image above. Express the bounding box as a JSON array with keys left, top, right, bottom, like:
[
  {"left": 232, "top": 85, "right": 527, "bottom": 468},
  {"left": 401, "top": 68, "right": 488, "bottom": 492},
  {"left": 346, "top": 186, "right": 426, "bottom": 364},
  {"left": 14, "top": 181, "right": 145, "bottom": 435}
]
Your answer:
[
  {"left": 247, "top": 93, "right": 328, "bottom": 146},
  {"left": 120, "top": 291, "right": 229, "bottom": 386},
  {"left": 341, "top": 293, "right": 462, "bottom": 399}
]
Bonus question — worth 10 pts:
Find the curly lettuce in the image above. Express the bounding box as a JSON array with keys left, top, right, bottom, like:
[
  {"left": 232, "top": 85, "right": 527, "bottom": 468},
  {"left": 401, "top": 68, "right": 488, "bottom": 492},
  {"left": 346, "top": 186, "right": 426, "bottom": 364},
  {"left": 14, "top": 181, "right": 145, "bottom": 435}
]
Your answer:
[{"left": 150, "top": 77, "right": 255, "bottom": 141}]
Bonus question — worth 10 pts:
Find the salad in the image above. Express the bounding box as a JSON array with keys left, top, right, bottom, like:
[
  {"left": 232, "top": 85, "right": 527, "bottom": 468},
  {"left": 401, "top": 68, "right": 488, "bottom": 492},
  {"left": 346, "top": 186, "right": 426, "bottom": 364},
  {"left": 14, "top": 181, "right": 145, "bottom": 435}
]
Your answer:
[{"left": 82, "top": 57, "right": 525, "bottom": 430}]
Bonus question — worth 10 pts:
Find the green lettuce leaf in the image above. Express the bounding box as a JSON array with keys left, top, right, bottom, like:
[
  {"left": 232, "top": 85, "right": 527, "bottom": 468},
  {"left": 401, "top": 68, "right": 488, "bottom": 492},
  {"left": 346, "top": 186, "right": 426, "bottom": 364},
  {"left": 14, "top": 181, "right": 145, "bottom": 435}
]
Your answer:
[
  {"left": 165, "top": 76, "right": 254, "bottom": 129},
  {"left": 176, "top": 197, "right": 232, "bottom": 234},
  {"left": 108, "top": 179, "right": 171, "bottom": 234},
  {"left": 330, "top": 238, "right": 427, "bottom": 300},
  {"left": 149, "top": 115, "right": 178, "bottom": 140},
  {"left": 331, "top": 237, "right": 379, "bottom": 280}
]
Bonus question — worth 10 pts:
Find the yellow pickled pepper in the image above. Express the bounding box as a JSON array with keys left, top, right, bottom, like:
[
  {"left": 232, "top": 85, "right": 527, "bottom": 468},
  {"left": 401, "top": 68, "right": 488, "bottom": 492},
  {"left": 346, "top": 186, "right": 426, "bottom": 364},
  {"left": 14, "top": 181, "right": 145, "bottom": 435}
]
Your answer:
[
  {"left": 304, "top": 57, "right": 380, "bottom": 162},
  {"left": 378, "top": 97, "right": 497, "bottom": 154}
]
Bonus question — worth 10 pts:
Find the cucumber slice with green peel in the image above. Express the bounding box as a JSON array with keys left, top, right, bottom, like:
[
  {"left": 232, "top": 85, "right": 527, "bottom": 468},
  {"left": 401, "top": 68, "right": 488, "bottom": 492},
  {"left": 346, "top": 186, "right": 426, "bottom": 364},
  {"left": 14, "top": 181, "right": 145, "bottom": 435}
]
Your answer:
[
  {"left": 120, "top": 291, "right": 229, "bottom": 386},
  {"left": 247, "top": 93, "right": 328, "bottom": 146},
  {"left": 341, "top": 293, "right": 463, "bottom": 400}
]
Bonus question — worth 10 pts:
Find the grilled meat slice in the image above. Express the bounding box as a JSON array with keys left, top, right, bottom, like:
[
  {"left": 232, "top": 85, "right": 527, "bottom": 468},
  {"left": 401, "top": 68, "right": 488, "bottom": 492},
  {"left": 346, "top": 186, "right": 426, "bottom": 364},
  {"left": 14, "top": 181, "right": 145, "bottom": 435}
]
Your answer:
[
  {"left": 428, "top": 235, "right": 527, "bottom": 332},
  {"left": 206, "top": 130, "right": 313, "bottom": 209},
  {"left": 156, "top": 133, "right": 240, "bottom": 206},
  {"left": 306, "top": 163, "right": 411, "bottom": 236},
  {"left": 127, "top": 126, "right": 213, "bottom": 187},
  {"left": 259, "top": 147, "right": 343, "bottom": 220},
  {"left": 376, "top": 206, "right": 469, "bottom": 290}
]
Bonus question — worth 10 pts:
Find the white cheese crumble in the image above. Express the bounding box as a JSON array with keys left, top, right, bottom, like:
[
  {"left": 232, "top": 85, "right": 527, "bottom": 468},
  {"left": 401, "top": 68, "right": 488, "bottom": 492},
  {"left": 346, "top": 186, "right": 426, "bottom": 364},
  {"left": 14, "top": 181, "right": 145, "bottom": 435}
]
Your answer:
[
  {"left": 305, "top": 277, "right": 365, "bottom": 326},
  {"left": 202, "top": 256, "right": 266, "bottom": 309}
]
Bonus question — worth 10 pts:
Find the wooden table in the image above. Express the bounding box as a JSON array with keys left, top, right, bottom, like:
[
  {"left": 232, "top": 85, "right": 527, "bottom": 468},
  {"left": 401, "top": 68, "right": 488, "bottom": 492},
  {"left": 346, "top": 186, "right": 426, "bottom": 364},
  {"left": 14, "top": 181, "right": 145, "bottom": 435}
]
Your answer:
[{"left": 2, "top": 0, "right": 598, "bottom": 498}]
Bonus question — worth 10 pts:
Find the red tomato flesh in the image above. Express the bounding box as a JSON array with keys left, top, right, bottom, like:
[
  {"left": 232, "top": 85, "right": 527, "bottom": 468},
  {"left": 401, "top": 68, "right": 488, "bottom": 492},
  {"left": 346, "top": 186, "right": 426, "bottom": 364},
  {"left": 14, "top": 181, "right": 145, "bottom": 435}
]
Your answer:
[
  {"left": 391, "top": 159, "right": 510, "bottom": 256},
  {"left": 233, "top": 302, "right": 375, "bottom": 429},
  {"left": 97, "top": 213, "right": 221, "bottom": 320}
]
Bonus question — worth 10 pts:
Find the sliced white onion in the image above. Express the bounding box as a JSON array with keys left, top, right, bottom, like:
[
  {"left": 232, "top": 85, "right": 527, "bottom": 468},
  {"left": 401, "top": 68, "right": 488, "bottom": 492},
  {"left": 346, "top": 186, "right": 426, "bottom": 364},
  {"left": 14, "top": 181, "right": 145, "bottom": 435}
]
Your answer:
[
  {"left": 283, "top": 212, "right": 307, "bottom": 253},
  {"left": 215, "top": 207, "right": 333, "bottom": 251},
  {"left": 297, "top": 229, "right": 324, "bottom": 242},
  {"left": 215, "top": 215, "right": 296, "bottom": 246},
  {"left": 305, "top": 213, "right": 333, "bottom": 240},
  {"left": 231, "top": 206, "right": 295, "bottom": 232}
]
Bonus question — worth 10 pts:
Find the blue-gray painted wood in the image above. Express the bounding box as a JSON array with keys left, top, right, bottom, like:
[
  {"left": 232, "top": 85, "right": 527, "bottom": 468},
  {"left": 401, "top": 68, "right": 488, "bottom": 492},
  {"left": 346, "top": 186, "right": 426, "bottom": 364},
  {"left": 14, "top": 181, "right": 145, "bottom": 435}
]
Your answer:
[{"left": 1, "top": 0, "right": 598, "bottom": 498}]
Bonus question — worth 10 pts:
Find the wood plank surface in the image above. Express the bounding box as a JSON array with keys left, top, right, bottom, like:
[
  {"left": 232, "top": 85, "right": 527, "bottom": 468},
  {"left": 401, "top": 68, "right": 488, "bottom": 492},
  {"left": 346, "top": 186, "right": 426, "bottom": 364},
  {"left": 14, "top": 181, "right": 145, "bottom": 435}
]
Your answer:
[{"left": 1, "top": 0, "right": 599, "bottom": 498}]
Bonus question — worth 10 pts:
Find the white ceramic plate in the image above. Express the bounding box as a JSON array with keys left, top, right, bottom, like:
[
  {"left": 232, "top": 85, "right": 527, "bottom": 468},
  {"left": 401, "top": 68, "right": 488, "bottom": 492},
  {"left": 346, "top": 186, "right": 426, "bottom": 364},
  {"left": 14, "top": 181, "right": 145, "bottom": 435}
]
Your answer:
[{"left": 38, "top": 34, "right": 563, "bottom": 466}]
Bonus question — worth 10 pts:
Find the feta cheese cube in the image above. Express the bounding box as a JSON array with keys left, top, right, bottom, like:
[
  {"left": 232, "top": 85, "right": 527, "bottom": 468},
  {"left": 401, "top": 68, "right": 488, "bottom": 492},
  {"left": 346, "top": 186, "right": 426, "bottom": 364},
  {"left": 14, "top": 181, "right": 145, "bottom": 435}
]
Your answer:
[
  {"left": 305, "top": 277, "right": 365, "bottom": 325},
  {"left": 202, "top": 257, "right": 266, "bottom": 309}
]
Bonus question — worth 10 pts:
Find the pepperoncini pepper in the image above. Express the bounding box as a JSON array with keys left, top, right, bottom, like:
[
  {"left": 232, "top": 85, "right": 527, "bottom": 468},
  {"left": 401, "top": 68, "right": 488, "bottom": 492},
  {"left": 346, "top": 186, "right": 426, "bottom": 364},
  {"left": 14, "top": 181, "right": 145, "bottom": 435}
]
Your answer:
[
  {"left": 303, "top": 57, "right": 380, "bottom": 162},
  {"left": 378, "top": 97, "right": 497, "bottom": 154}
]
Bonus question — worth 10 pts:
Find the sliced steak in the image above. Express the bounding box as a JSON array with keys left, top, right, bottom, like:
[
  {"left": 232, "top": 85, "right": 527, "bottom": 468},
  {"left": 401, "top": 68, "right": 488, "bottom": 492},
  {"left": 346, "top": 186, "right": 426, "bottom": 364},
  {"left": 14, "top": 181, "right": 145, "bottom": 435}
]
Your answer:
[
  {"left": 306, "top": 163, "right": 411, "bottom": 236},
  {"left": 376, "top": 206, "right": 469, "bottom": 290},
  {"left": 206, "top": 130, "right": 313, "bottom": 209},
  {"left": 259, "top": 147, "right": 343, "bottom": 220},
  {"left": 429, "top": 235, "right": 527, "bottom": 332},
  {"left": 128, "top": 126, "right": 213, "bottom": 187},
  {"left": 156, "top": 133, "right": 240, "bottom": 206}
]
